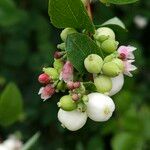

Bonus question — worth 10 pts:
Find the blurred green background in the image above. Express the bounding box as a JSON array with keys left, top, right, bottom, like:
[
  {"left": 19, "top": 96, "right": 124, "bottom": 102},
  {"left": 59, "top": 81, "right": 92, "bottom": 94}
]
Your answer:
[{"left": 0, "top": 0, "right": 150, "bottom": 149}]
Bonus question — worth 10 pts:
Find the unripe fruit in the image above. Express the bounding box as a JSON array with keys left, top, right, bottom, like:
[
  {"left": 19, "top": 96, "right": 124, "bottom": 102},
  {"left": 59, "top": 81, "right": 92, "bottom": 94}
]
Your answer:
[
  {"left": 94, "top": 75, "right": 112, "bottom": 93},
  {"left": 58, "top": 95, "right": 77, "bottom": 111},
  {"left": 53, "top": 59, "right": 64, "bottom": 73},
  {"left": 57, "top": 81, "right": 66, "bottom": 91},
  {"left": 60, "top": 28, "right": 77, "bottom": 41},
  {"left": 94, "top": 27, "right": 115, "bottom": 42},
  {"left": 58, "top": 109, "right": 87, "bottom": 131},
  {"left": 102, "top": 62, "right": 121, "bottom": 77},
  {"left": 101, "top": 39, "right": 118, "bottom": 53},
  {"left": 43, "top": 67, "right": 59, "bottom": 80},
  {"left": 109, "top": 74, "right": 124, "bottom": 96},
  {"left": 86, "top": 93, "right": 115, "bottom": 122},
  {"left": 112, "top": 58, "right": 124, "bottom": 72},
  {"left": 38, "top": 73, "right": 50, "bottom": 84},
  {"left": 84, "top": 54, "right": 103, "bottom": 73}
]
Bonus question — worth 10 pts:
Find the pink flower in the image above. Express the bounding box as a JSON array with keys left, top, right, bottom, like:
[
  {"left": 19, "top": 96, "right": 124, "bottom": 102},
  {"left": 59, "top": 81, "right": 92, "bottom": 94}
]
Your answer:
[
  {"left": 118, "top": 45, "right": 136, "bottom": 60},
  {"left": 60, "top": 61, "right": 73, "bottom": 82},
  {"left": 38, "top": 73, "right": 51, "bottom": 84},
  {"left": 123, "top": 60, "right": 137, "bottom": 77},
  {"left": 38, "top": 84, "right": 55, "bottom": 101}
]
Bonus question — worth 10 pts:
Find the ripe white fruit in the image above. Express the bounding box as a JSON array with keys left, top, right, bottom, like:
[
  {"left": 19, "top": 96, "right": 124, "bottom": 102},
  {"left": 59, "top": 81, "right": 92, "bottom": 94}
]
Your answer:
[
  {"left": 86, "top": 93, "right": 115, "bottom": 122},
  {"left": 58, "top": 109, "right": 87, "bottom": 131},
  {"left": 109, "top": 74, "right": 124, "bottom": 96}
]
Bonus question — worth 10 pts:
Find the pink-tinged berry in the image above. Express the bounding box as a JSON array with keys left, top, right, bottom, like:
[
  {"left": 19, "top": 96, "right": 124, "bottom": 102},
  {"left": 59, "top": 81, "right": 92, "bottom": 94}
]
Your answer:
[
  {"left": 38, "top": 84, "right": 55, "bottom": 101},
  {"left": 54, "top": 51, "right": 62, "bottom": 59},
  {"left": 38, "top": 73, "right": 50, "bottom": 84},
  {"left": 72, "top": 94, "right": 79, "bottom": 101},
  {"left": 60, "top": 61, "right": 74, "bottom": 82},
  {"left": 73, "top": 82, "right": 81, "bottom": 89},
  {"left": 67, "top": 81, "right": 74, "bottom": 90}
]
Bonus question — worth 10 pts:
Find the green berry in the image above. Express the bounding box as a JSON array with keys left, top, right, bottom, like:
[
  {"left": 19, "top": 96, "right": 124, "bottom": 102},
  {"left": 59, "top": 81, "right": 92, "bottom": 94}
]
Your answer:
[
  {"left": 53, "top": 59, "right": 64, "bottom": 73},
  {"left": 94, "top": 75, "right": 112, "bottom": 93},
  {"left": 43, "top": 67, "right": 59, "bottom": 80},
  {"left": 60, "top": 28, "right": 77, "bottom": 41},
  {"left": 84, "top": 54, "right": 103, "bottom": 74},
  {"left": 101, "top": 39, "right": 118, "bottom": 53},
  {"left": 112, "top": 58, "right": 124, "bottom": 72},
  {"left": 102, "top": 62, "right": 121, "bottom": 77},
  {"left": 58, "top": 95, "right": 77, "bottom": 111},
  {"left": 94, "top": 27, "right": 115, "bottom": 42}
]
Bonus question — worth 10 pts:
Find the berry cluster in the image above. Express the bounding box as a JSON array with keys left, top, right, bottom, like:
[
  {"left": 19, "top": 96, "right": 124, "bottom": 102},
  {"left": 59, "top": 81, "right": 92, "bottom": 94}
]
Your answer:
[{"left": 38, "top": 27, "right": 137, "bottom": 131}]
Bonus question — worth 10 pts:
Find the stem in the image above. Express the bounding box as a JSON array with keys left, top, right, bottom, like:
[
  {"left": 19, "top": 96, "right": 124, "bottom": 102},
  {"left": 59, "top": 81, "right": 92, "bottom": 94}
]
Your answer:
[{"left": 86, "top": 0, "right": 93, "bottom": 21}]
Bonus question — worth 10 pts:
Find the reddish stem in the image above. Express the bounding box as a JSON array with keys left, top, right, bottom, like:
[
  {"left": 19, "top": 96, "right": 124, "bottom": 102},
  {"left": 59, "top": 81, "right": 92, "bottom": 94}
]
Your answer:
[{"left": 86, "top": 0, "right": 93, "bottom": 21}]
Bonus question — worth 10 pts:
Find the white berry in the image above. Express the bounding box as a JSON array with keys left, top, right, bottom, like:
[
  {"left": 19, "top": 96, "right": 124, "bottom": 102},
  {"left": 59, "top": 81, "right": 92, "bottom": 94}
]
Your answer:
[
  {"left": 58, "top": 109, "right": 87, "bottom": 131},
  {"left": 109, "top": 73, "right": 124, "bottom": 96},
  {"left": 86, "top": 93, "right": 115, "bottom": 122}
]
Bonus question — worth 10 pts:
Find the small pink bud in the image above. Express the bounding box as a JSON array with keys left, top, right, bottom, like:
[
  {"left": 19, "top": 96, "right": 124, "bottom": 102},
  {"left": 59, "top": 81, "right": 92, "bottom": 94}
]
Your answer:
[
  {"left": 72, "top": 94, "right": 79, "bottom": 101},
  {"left": 38, "top": 73, "right": 50, "bottom": 84},
  {"left": 67, "top": 81, "right": 74, "bottom": 90},
  {"left": 38, "top": 84, "right": 55, "bottom": 101},
  {"left": 60, "top": 61, "right": 73, "bottom": 82},
  {"left": 73, "top": 82, "right": 81, "bottom": 89},
  {"left": 54, "top": 51, "right": 62, "bottom": 59}
]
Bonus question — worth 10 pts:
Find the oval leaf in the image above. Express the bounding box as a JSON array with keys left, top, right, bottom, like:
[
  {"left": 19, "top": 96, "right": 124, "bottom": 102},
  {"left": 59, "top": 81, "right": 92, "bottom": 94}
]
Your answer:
[
  {"left": 48, "top": 0, "right": 95, "bottom": 33},
  {"left": 0, "top": 83, "right": 23, "bottom": 126},
  {"left": 66, "top": 33, "right": 103, "bottom": 73}
]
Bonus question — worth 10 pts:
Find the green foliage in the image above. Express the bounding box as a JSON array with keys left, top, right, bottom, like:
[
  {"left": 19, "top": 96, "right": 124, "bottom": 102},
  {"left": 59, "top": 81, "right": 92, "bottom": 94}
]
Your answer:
[
  {"left": 108, "top": 0, "right": 139, "bottom": 5},
  {"left": 0, "top": 83, "right": 23, "bottom": 126},
  {"left": 48, "top": 0, "right": 95, "bottom": 33},
  {"left": 66, "top": 33, "right": 103, "bottom": 73}
]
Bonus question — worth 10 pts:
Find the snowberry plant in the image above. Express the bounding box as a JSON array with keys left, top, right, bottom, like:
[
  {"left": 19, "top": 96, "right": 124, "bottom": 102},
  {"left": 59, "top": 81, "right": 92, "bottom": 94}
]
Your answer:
[{"left": 38, "top": 0, "right": 138, "bottom": 131}]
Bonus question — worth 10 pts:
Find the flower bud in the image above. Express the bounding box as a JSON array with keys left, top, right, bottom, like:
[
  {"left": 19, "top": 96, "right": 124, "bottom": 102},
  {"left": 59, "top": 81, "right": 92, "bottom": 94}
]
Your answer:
[
  {"left": 72, "top": 94, "right": 79, "bottom": 101},
  {"left": 102, "top": 62, "right": 121, "bottom": 77},
  {"left": 53, "top": 59, "right": 64, "bottom": 73},
  {"left": 54, "top": 51, "right": 63, "bottom": 59},
  {"left": 101, "top": 39, "right": 118, "bottom": 53},
  {"left": 57, "top": 43, "right": 66, "bottom": 50},
  {"left": 60, "top": 28, "right": 77, "bottom": 41},
  {"left": 94, "top": 27, "right": 115, "bottom": 42},
  {"left": 58, "top": 95, "right": 77, "bottom": 111},
  {"left": 94, "top": 75, "right": 112, "bottom": 93},
  {"left": 43, "top": 67, "right": 59, "bottom": 80},
  {"left": 84, "top": 54, "right": 103, "bottom": 73},
  {"left": 58, "top": 109, "right": 87, "bottom": 131},
  {"left": 67, "top": 81, "right": 74, "bottom": 90},
  {"left": 60, "top": 61, "right": 73, "bottom": 82},
  {"left": 38, "top": 73, "right": 50, "bottom": 84},
  {"left": 86, "top": 93, "right": 115, "bottom": 122},
  {"left": 73, "top": 82, "right": 81, "bottom": 89}
]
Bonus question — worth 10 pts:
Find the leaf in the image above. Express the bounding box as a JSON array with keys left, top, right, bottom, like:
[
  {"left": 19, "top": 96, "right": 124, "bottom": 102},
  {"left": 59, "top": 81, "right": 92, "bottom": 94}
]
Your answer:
[
  {"left": 0, "top": 83, "right": 23, "bottom": 126},
  {"left": 66, "top": 33, "right": 103, "bottom": 73},
  {"left": 108, "top": 0, "right": 139, "bottom": 5},
  {"left": 83, "top": 82, "right": 97, "bottom": 92},
  {"left": 22, "top": 132, "right": 40, "bottom": 150},
  {"left": 48, "top": 0, "right": 94, "bottom": 33},
  {"left": 100, "top": 17, "right": 127, "bottom": 31}
]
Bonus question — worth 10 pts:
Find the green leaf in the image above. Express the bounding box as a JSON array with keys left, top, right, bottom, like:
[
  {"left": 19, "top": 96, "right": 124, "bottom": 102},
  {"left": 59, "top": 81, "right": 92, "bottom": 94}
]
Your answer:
[
  {"left": 22, "top": 132, "right": 40, "bottom": 150},
  {"left": 100, "top": 17, "right": 127, "bottom": 31},
  {"left": 66, "top": 33, "right": 103, "bottom": 73},
  {"left": 48, "top": 0, "right": 94, "bottom": 33},
  {"left": 108, "top": 0, "right": 139, "bottom": 5},
  {"left": 0, "top": 83, "right": 23, "bottom": 126},
  {"left": 83, "top": 82, "right": 97, "bottom": 92}
]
